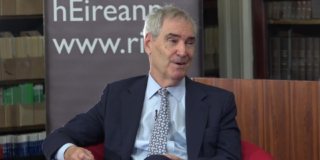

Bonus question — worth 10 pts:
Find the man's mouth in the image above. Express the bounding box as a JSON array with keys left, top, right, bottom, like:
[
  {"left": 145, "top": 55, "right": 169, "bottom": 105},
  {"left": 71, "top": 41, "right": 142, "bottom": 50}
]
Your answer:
[{"left": 174, "top": 62, "right": 187, "bottom": 66}]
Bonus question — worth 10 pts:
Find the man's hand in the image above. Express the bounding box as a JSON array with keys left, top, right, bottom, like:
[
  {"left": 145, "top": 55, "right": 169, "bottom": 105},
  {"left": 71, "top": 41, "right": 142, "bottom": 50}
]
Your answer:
[
  {"left": 64, "top": 145, "right": 94, "bottom": 160},
  {"left": 164, "top": 154, "right": 184, "bottom": 160}
]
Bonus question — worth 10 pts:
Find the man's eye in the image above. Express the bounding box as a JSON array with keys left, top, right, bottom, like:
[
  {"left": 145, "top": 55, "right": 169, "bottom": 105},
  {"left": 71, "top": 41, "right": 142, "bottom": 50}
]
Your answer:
[
  {"left": 168, "top": 39, "right": 177, "bottom": 43},
  {"left": 186, "top": 41, "right": 194, "bottom": 46}
]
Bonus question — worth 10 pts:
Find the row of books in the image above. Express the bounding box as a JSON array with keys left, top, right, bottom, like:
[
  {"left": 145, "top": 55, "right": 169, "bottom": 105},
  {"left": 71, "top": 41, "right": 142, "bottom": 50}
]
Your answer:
[
  {"left": 0, "top": 102, "right": 46, "bottom": 128},
  {"left": 0, "top": 0, "right": 43, "bottom": 16},
  {"left": 266, "top": 1, "right": 316, "bottom": 20},
  {"left": 269, "top": 37, "right": 320, "bottom": 81},
  {"left": 0, "top": 131, "right": 46, "bottom": 159},
  {"left": 0, "top": 36, "right": 44, "bottom": 59},
  {"left": 1, "top": 84, "right": 44, "bottom": 105}
]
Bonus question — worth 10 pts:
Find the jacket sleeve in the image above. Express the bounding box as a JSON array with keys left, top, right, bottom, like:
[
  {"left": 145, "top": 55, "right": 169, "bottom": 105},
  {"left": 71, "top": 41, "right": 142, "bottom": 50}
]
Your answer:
[{"left": 42, "top": 85, "right": 109, "bottom": 159}]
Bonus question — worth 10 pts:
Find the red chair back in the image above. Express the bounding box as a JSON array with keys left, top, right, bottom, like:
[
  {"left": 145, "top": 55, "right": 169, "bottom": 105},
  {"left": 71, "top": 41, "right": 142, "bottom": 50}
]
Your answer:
[
  {"left": 84, "top": 143, "right": 104, "bottom": 160},
  {"left": 84, "top": 140, "right": 276, "bottom": 160},
  {"left": 241, "top": 140, "right": 275, "bottom": 160}
]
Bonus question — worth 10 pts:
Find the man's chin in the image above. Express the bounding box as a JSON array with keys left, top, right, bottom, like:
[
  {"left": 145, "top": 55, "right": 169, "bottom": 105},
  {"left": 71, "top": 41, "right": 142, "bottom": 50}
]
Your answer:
[{"left": 171, "top": 73, "right": 186, "bottom": 81}]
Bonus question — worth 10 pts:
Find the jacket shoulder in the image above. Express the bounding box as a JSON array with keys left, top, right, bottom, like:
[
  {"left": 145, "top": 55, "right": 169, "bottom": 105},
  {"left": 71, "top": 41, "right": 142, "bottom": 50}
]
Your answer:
[{"left": 106, "top": 75, "right": 147, "bottom": 90}]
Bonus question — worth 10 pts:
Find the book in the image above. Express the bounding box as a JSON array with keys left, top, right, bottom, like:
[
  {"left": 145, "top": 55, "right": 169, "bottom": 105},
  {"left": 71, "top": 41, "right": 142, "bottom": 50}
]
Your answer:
[
  {"left": 3, "top": 86, "right": 14, "bottom": 105},
  {"left": 286, "top": 2, "right": 292, "bottom": 20},
  {"left": 297, "top": 1, "right": 302, "bottom": 20},
  {"left": 299, "top": 38, "right": 306, "bottom": 80},
  {"left": 281, "top": 2, "right": 287, "bottom": 19},
  {"left": 270, "top": 37, "right": 281, "bottom": 79},
  {"left": 314, "top": 38, "right": 320, "bottom": 81},
  {"left": 291, "top": 2, "right": 297, "bottom": 20},
  {"left": 306, "top": 38, "right": 313, "bottom": 80},
  {"left": 0, "top": 32, "right": 13, "bottom": 37},
  {"left": 280, "top": 38, "right": 290, "bottom": 80},
  {"left": 0, "top": 0, "right": 16, "bottom": 16},
  {"left": 18, "top": 135, "right": 28, "bottom": 157},
  {"left": 291, "top": 38, "right": 299, "bottom": 80},
  {"left": 301, "top": 1, "right": 307, "bottom": 20},
  {"left": 33, "top": 84, "right": 44, "bottom": 103},
  {"left": 272, "top": 2, "right": 280, "bottom": 19},
  {"left": 312, "top": 0, "right": 320, "bottom": 19},
  {"left": 305, "top": 1, "right": 312, "bottom": 20}
]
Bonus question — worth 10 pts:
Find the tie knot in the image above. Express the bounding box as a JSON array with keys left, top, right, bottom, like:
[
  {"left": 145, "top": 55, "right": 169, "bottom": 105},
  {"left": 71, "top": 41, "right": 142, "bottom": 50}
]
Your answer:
[{"left": 158, "top": 88, "right": 169, "bottom": 97}]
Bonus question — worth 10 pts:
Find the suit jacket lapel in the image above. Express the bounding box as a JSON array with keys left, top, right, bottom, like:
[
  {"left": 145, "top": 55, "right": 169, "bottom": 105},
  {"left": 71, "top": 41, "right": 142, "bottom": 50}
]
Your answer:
[
  {"left": 185, "top": 78, "right": 209, "bottom": 159},
  {"left": 120, "top": 76, "right": 148, "bottom": 159}
]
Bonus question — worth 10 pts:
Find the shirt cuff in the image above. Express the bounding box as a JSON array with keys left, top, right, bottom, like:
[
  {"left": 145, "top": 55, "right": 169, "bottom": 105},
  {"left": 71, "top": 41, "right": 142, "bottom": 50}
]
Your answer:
[{"left": 55, "top": 143, "right": 75, "bottom": 160}]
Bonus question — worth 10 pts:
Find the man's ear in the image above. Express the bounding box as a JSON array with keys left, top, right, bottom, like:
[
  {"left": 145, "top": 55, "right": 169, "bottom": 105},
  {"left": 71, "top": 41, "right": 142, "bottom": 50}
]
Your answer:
[{"left": 144, "top": 33, "right": 152, "bottom": 55}]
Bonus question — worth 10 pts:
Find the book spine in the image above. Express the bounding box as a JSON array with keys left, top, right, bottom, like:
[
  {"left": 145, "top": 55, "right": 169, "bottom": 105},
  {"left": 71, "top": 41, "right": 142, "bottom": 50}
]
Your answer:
[
  {"left": 314, "top": 38, "right": 320, "bottom": 81},
  {"left": 282, "top": 2, "right": 287, "bottom": 19},
  {"left": 287, "top": 2, "right": 292, "bottom": 20},
  {"left": 297, "top": 1, "right": 302, "bottom": 20},
  {"left": 19, "top": 135, "right": 28, "bottom": 157},
  {"left": 4, "top": 135, "right": 13, "bottom": 158},
  {"left": 38, "top": 131, "right": 46, "bottom": 155},
  {"left": 306, "top": 38, "right": 313, "bottom": 80},
  {"left": 291, "top": 2, "right": 297, "bottom": 20},
  {"left": 299, "top": 38, "right": 306, "bottom": 80},
  {"left": 281, "top": 38, "right": 289, "bottom": 80},
  {"left": 301, "top": 1, "right": 307, "bottom": 20},
  {"left": 272, "top": 2, "right": 280, "bottom": 19},
  {"left": 27, "top": 84, "right": 34, "bottom": 104},
  {"left": 291, "top": 38, "right": 299, "bottom": 80},
  {"left": 306, "top": 1, "right": 312, "bottom": 20},
  {"left": 271, "top": 37, "right": 281, "bottom": 79}
]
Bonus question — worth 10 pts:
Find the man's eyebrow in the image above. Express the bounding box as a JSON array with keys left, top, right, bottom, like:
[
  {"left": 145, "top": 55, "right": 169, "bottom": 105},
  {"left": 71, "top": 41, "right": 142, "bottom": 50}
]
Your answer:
[
  {"left": 166, "top": 33, "right": 181, "bottom": 38},
  {"left": 166, "top": 33, "right": 195, "bottom": 40}
]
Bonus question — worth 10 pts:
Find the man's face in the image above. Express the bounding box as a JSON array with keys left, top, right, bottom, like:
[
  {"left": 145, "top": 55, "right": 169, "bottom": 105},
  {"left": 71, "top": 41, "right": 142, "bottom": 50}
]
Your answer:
[{"left": 145, "top": 17, "right": 195, "bottom": 84}]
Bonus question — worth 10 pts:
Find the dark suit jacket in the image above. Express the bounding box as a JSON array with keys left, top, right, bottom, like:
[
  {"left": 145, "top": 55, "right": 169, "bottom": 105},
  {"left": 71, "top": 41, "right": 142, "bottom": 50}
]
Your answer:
[{"left": 43, "top": 76, "right": 241, "bottom": 160}]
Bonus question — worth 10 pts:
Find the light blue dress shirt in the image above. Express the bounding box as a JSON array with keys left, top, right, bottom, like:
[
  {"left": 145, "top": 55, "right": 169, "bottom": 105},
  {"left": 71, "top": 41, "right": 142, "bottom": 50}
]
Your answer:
[
  {"left": 55, "top": 74, "right": 188, "bottom": 160},
  {"left": 131, "top": 74, "right": 187, "bottom": 160}
]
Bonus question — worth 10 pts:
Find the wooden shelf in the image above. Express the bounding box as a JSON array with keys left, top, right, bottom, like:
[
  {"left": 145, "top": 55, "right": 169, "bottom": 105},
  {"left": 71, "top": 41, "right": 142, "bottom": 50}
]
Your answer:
[
  {"left": 268, "top": 19, "right": 320, "bottom": 25},
  {"left": 0, "top": 79, "right": 45, "bottom": 86},
  {"left": 0, "top": 15, "right": 43, "bottom": 20},
  {"left": 0, "top": 125, "right": 45, "bottom": 135}
]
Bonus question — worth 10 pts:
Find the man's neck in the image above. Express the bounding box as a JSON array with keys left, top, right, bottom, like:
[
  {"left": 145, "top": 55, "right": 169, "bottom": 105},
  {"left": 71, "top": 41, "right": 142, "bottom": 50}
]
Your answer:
[{"left": 149, "top": 73, "right": 182, "bottom": 88}]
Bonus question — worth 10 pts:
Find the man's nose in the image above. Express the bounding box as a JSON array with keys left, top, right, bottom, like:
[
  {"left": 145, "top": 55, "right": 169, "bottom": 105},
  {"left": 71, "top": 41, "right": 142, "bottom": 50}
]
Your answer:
[{"left": 176, "top": 42, "right": 187, "bottom": 57}]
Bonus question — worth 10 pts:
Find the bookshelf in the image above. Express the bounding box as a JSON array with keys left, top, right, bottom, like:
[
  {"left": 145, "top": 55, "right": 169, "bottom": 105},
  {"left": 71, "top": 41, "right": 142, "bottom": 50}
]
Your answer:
[
  {"left": 0, "top": 79, "right": 44, "bottom": 86},
  {"left": 0, "top": 15, "right": 42, "bottom": 20},
  {"left": 0, "top": 125, "right": 45, "bottom": 135},
  {"left": 0, "top": 0, "right": 45, "bottom": 159},
  {"left": 253, "top": 0, "right": 320, "bottom": 81},
  {"left": 268, "top": 19, "right": 320, "bottom": 24}
]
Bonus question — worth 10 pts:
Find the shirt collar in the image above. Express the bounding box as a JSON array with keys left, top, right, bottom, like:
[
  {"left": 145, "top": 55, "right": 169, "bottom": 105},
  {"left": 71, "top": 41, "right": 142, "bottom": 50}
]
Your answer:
[{"left": 146, "top": 73, "right": 185, "bottom": 102}]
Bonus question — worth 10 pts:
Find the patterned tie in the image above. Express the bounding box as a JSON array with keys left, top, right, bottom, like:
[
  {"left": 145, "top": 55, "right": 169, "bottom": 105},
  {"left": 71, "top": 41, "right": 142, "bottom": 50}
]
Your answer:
[{"left": 147, "top": 88, "right": 170, "bottom": 156}]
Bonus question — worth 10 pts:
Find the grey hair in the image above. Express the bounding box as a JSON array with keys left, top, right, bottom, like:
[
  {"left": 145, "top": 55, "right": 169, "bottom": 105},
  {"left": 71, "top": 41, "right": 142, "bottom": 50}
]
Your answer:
[{"left": 143, "top": 4, "right": 197, "bottom": 40}]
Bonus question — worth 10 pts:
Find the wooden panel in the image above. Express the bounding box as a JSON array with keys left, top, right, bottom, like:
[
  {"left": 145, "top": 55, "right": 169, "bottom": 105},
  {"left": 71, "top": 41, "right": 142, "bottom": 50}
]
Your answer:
[
  {"left": 263, "top": 80, "right": 291, "bottom": 160},
  {"left": 192, "top": 78, "right": 320, "bottom": 160},
  {"left": 290, "top": 81, "right": 319, "bottom": 160}
]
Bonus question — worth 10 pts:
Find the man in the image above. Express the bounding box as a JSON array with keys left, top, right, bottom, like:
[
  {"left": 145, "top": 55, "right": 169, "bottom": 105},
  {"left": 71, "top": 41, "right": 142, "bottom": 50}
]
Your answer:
[{"left": 43, "top": 4, "right": 241, "bottom": 160}]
